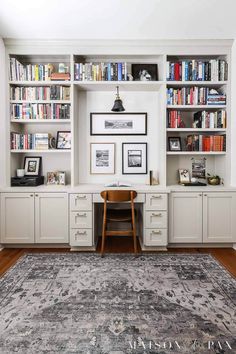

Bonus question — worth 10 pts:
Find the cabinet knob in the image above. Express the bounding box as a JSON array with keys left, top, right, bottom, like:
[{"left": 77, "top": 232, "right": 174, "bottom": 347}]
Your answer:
[
  {"left": 151, "top": 195, "right": 162, "bottom": 199},
  {"left": 152, "top": 212, "right": 162, "bottom": 217},
  {"left": 199, "top": 194, "right": 202, "bottom": 196},
  {"left": 77, "top": 213, "right": 87, "bottom": 217},
  {"left": 76, "top": 195, "right": 86, "bottom": 199},
  {"left": 35, "top": 194, "right": 38, "bottom": 197},
  {"left": 30, "top": 194, "right": 33, "bottom": 197},
  {"left": 151, "top": 230, "right": 161, "bottom": 235},
  {"left": 204, "top": 194, "right": 207, "bottom": 196}
]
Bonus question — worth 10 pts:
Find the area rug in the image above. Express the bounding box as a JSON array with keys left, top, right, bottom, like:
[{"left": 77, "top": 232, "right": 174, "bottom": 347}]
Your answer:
[{"left": 0, "top": 254, "right": 235, "bottom": 354}]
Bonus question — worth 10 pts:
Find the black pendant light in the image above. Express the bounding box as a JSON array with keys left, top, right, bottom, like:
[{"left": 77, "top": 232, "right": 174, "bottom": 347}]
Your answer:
[{"left": 111, "top": 86, "right": 125, "bottom": 112}]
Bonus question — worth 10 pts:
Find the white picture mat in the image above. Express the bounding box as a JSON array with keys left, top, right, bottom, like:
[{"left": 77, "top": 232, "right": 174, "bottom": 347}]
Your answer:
[
  {"left": 91, "top": 113, "right": 146, "bottom": 135},
  {"left": 123, "top": 143, "right": 147, "bottom": 174},
  {"left": 90, "top": 143, "right": 115, "bottom": 174}
]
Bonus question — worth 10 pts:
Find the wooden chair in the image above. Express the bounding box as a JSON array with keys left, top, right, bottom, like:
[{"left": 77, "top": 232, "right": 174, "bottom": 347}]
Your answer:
[{"left": 100, "top": 190, "right": 138, "bottom": 257}]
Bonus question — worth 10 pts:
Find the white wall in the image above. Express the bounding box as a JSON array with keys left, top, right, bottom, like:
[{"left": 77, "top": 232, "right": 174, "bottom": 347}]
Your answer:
[
  {"left": 231, "top": 40, "right": 236, "bottom": 186},
  {"left": 0, "top": 38, "right": 6, "bottom": 186}
]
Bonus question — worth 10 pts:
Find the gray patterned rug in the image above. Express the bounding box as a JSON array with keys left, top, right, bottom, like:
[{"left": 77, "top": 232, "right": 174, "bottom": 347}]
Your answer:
[{"left": 0, "top": 254, "right": 235, "bottom": 354}]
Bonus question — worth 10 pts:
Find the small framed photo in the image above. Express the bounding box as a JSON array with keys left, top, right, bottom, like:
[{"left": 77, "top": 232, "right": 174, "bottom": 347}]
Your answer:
[
  {"left": 47, "top": 171, "right": 66, "bottom": 185},
  {"left": 56, "top": 131, "right": 71, "bottom": 149},
  {"left": 90, "top": 143, "right": 115, "bottom": 174},
  {"left": 179, "top": 169, "right": 190, "bottom": 183},
  {"left": 47, "top": 172, "right": 58, "bottom": 185},
  {"left": 131, "top": 64, "right": 158, "bottom": 81},
  {"left": 122, "top": 142, "right": 147, "bottom": 174},
  {"left": 168, "top": 137, "right": 182, "bottom": 151},
  {"left": 24, "top": 156, "right": 42, "bottom": 176}
]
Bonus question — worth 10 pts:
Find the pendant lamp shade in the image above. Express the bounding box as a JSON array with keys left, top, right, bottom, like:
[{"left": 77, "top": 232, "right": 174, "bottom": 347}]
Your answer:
[{"left": 111, "top": 86, "right": 125, "bottom": 112}]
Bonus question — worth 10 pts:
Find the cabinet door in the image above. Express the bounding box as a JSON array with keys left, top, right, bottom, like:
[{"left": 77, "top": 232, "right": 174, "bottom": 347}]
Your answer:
[
  {"left": 169, "top": 193, "right": 202, "bottom": 243},
  {"left": 1, "top": 193, "right": 34, "bottom": 243},
  {"left": 203, "top": 193, "right": 236, "bottom": 243},
  {"left": 35, "top": 193, "right": 68, "bottom": 243}
]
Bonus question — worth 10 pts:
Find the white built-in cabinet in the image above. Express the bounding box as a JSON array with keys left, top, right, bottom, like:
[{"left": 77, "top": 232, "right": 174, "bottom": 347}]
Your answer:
[
  {"left": 170, "top": 192, "right": 236, "bottom": 243},
  {"left": 1, "top": 192, "right": 68, "bottom": 244}
]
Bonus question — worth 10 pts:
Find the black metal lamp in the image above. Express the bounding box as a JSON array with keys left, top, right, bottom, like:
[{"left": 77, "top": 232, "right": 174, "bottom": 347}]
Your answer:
[{"left": 111, "top": 86, "right": 125, "bottom": 112}]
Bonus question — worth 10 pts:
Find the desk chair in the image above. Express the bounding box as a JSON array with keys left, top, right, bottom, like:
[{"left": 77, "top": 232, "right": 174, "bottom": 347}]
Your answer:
[{"left": 100, "top": 190, "right": 137, "bottom": 257}]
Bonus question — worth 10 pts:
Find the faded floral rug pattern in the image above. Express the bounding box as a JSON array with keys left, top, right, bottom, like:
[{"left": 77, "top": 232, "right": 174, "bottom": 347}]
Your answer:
[{"left": 0, "top": 254, "right": 235, "bottom": 354}]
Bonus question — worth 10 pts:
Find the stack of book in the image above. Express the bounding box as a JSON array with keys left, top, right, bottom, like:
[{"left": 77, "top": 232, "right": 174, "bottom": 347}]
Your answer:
[
  {"left": 193, "top": 110, "right": 226, "bottom": 128},
  {"left": 166, "top": 59, "right": 228, "bottom": 81},
  {"left": 10, "top": 85, "right": 70, "bottom": 101},
  {"left": 167, "top": 87, "right": 226, "bottom": 105},
  {"left": 50, "top": 73, "right": 70, "bottom": 81},
  {"left": 11, "top": 103, "right": 70, "bottom": 120},
  {"left": 167, "top": 111, "right": 182, "bottom": 128},
  {"left": 74, "top": 62, "right": 128, "bottom": 81},
  {"left": 185, "top": 134, "right": 226, "bottom": 152},
  {"left": 11, "top": 133, "right": 50, "bottom": 150},
  {"left": 9, "top": 58, "right": 56, "bottom": 81}
]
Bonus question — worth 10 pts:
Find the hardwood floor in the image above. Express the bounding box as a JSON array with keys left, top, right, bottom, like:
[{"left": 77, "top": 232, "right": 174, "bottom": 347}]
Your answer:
[{"left": 0, "top": 237, "right": 236, "bottom": 277}]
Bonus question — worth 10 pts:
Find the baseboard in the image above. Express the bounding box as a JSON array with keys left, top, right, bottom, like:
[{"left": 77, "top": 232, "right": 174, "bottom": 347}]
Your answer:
[
  {"left": 168, "top": 243, "right": 235, "bottom": 248},
  {"left": 2, "top": 244, "right": 70, "bottom": 248},
  {"left": 70, "top": 246, "right": 97, "bottom": 251}
]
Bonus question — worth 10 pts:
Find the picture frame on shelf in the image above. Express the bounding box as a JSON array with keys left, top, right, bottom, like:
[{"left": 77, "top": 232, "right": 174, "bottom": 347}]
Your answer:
[
  {"left": 168, "top": 137, "right": 182, "bottom": 151},
  {"left": 179, "top": 169, "right": 190, "bottom": 183},
  {"left": 24, "top": 156, "right": 42, "bottom": 176},
  {"left": 56, "top": 131, "right": 71, "bottom": 149},
  {"left": 90, "top": 143, "right": 115, "bottom": 174},
  {"left": 122, "top": 142, "right": 147, "bottom": 174},
  {"left": 90, "top": 113, "right": 147, "bottom": 136},
  {"left": 131, "top": 64, "right": 158, "bottom": 81},
  {"left": 47, "top": 171, "right": 66, "bottom": 185}
]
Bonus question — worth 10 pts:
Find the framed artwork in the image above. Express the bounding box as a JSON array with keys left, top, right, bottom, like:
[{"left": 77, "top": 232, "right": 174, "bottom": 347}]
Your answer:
[
  {"left": 90, "top": 143, "right": 115, "bottom": 174},
  {"left": 24, "top": 156, "right": 42, "bottom": 176},
  {"left": 168, "top": 137, "right": 182, "bottom": 151},
  {"left": 179, "top": 169, "right": 190, "bottom": 183},
  {"left": 122, "top": 142, "right": 147, "bottom": 174},
  {"left": 131, "top": 64, "right": 158, "bottom": 81},
  {"left": 90, "top": 113, "right": 147, "bottom": 136},
  {"left": 47, "top": 171, "right": 66, "bottom": 185},
  {"left": 56, "top": 131, "right": 71, "bottom": 149}
]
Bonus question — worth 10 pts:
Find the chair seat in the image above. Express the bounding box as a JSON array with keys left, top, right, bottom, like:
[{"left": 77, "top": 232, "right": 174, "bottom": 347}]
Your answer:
[{"left": 106, "top": 208, "right": 136, "bottom": 222}]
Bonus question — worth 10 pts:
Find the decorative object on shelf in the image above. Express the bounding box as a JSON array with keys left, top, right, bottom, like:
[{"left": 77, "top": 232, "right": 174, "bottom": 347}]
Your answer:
[
  {"left": 149, "top": 170, "right": 159, "bottom": 185},
  {"left": 192, "top": 158, "right": 206, "bottom": 178},
  {"left": 127, "top": 74, "right": 133, "bottom": 81},
  {"left": 131, "top": 64, "right": 158, "bottom": 81},
  {"left": 207, "top": 173, "right": 221, "bottom": 185},
  {"left": 111, "top": 86, "right": 125, "bottom": 112},
  {"left": 11, "top": 175, "right": 44, "bottom": 187},
  {"left": 122, "top": 142, "right": 147, "bottom": 174},
  {"left": 178, "top": 169, "right": 190, "bottom": 183},
  {"left": 56, "top": 131, "right": 71, "bottom": 149},
  {"left": 49, "top": 137, "right": 56, "bottom": 149},
  {"left": 16, "top": 169, "right": 25, "bottom": 178},
  {"left": 58, "top": 63, "right": 66, "bottom": 73},
  {"left": 24, "top": 156, "right": 42, "bottom": 176},
  {"left": 90, "top": 112, "right": 147, "bottom": 136},
  {"left": 90, "top": 143, "right": 115, "bottom": 174},
  {"left": 47, "top": 171, "right": 66, "bottom": 185},
  {"left": 168, "top": 137, "right": 182, "bottom": 151}
]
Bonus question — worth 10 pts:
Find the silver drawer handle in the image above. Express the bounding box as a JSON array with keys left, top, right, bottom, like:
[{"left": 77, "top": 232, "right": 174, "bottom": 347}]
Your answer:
[
  {"left": 76, "top": 231, "right": 87, "bottom": 235},
  {"left": 77, "top": 213, "right": 87, "bottom": 217},
  {"left": 151, "top": 230, "right": 162, "bottom": 235},
  {"left": 151, "top": 195, "right": 162, "bottom": 199},
  {"left": 76, "top": 195, "right": 86, "bottom": 199},
  {"left": 152, "top": 212, "right": 162, "bottom": 217}
]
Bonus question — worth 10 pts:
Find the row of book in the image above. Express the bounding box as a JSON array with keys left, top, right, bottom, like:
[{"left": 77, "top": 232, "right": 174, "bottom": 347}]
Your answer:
[
  {"left": 74, "top": 62, "right": 128, "bottom": 81},
  {"left": 11, "top": 133, "right": 50, "bottom": 150},
  {"left": 185, "top": 134, "right": 226, "bottom": 152},
  {"left": 10, "top": 86, "right": 70, "bottom": 101},
  {"left": 11, "top": 103, "right": 70, "bottom": 120},
  {"left": 166, "top": 59, "right": 228, "bottom": 81},
  {"left": 167, "top": 87, "right": 226, "bottom": 105},
  {"left": 167, "top": 110, "right": 226, "bottom": 129}
]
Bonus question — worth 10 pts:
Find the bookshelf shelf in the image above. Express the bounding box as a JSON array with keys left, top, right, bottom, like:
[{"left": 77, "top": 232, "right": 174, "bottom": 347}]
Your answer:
[
  {"left": 10, "top": 119, "right": 71, "bottom": 124},
  {"left": 11, "top": 149, "right": 71, "bottom": 153},
  {"left": 166, "top": 151, "right": 226, "bottom": 155},
  {"left": 166, "top": 81, "right": 227, "bottom": 86},
  {"left": 9, "top": 81, "right": 71, "bottom": 86},
  {"left": 166, "top": 128, "right": 226, "bottom": 132},
  {"left": 74, "top": 80, "right": 165, "bottom": 91},
  {"left": 10, "top": 100, "right": 71, "bottom": 104},
  {"left": 167, "top": 105, "right": 227, "bottom": 110}
]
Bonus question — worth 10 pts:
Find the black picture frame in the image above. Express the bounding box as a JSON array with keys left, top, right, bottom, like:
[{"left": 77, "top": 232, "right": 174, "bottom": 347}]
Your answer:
[
  {"left": 131, "top": 64, "right": 158, "bottom": 81},
  {"left": 90, "top": 112, "right": 147, "bottom": 136},
  {"left": 24, "top": 156, "right": 42, "bottom": 176},
  {"left": 122, "top": 142, "right": 147, "bottom": 175},
  {"left": 168, "top": 137, "right": 182, "bottom": 151},
  {"left": 56, "top": 131, "right": 71, "bottom": 150}
]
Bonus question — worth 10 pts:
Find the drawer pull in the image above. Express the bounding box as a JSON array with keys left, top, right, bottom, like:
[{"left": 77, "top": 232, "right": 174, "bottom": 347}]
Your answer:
[
  {"left": 151, "top": 230, "right": 162, "bottom": 235},
  {"left": 76, "top": 195, "right": 87, "bottom": 199},
  {"left": 76, "top": 213, "right": 87, "bottom": 217},
  {"left": 151, "top": 195, "right": 162, "bottom": 199},
  {"left": 151, "top": 212, "right": 162, "bottom": 217},
  {"left": 76, "top": 231, "right": 87, "bottom": 235}
]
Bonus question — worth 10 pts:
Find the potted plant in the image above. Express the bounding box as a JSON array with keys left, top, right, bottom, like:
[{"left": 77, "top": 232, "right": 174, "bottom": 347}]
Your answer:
[{"left": 207, "top": 173, "right": 221, "bottom": 185}]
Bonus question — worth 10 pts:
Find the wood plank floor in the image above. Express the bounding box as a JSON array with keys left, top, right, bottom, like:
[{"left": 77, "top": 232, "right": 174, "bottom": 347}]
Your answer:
[{"left": 0, "top": 237, "right": 236, "bottom": 277}]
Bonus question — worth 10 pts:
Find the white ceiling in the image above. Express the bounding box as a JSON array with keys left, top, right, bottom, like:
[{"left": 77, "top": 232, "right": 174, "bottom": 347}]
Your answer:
[{"left": 0, "top": 0, "right": 236, "bottom": 40}]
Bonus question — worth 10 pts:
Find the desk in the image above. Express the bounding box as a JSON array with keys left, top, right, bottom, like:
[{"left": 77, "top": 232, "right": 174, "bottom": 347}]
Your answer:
[{"left": 69, "top": 186, "right": 169, "bottom": 251}]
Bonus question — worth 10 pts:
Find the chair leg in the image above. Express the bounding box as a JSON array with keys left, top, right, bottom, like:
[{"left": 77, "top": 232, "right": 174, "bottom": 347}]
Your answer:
[
  {"left": 101, "top": 222, "right": 106, "bottom": 257},
  {"left": 132, "top": 219, "right": 137, "bottom": 255}
]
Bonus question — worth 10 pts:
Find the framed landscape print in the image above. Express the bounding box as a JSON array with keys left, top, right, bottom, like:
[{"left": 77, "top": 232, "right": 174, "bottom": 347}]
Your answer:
[
  {"left": 90, "top": 113, "right": 147, "bottom": 136},
  {"left": 122, "top": 143, "right": 147, "bottom": 174},
  {"left": 90, "top": 143, "right": 115, "bottom": 174}
]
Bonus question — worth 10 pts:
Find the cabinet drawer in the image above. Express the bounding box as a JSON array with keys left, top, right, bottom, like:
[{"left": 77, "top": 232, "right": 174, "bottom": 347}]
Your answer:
[
  {"left": 145, "top": 193, "right": 167, "bottom": 210},
  {"left": 70, "top": 211, "right": 92, "bottom": 229},
  {"left": 145, "top": 211, "right": 167, "bottom": 228},
  {"left": 145, "top": 229, "right": 168, "bottom": 246},
  {"left": 70, "top": 194, "right": 92, "bottom": 211},
  {"left": 70, "top": 229, "right": 93, "bottom": 246}
]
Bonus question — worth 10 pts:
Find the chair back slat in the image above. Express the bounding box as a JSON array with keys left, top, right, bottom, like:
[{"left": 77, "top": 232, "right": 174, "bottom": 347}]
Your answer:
[{"left": 101, "top": 190, "right": 137, "bottom": 202}]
